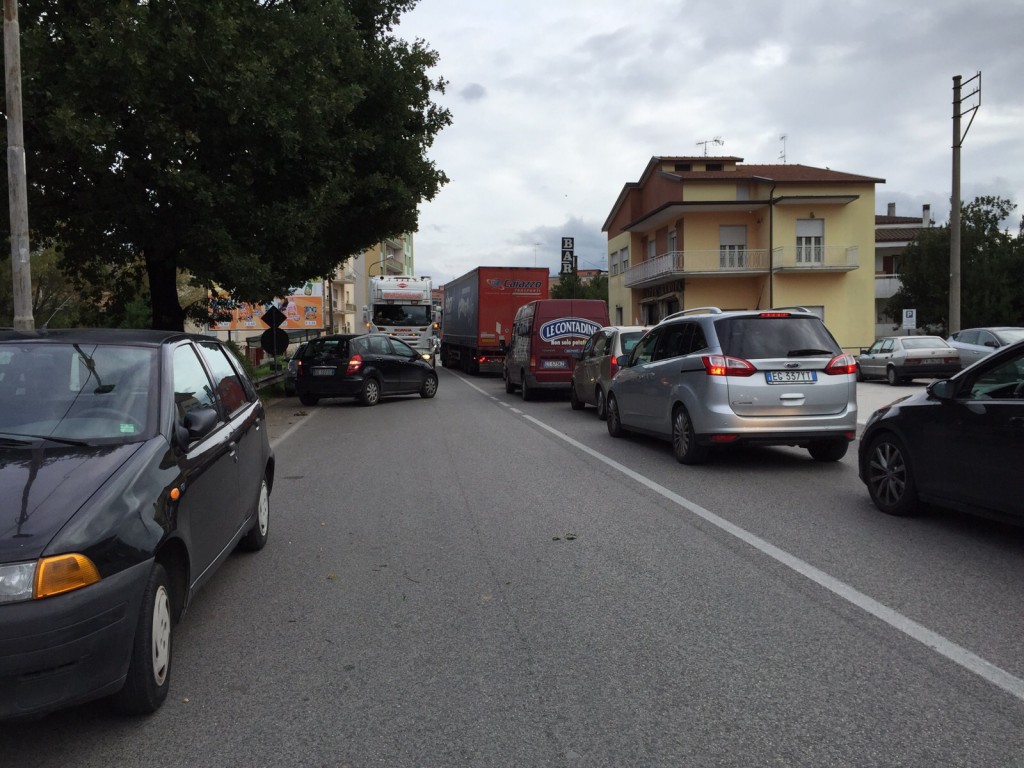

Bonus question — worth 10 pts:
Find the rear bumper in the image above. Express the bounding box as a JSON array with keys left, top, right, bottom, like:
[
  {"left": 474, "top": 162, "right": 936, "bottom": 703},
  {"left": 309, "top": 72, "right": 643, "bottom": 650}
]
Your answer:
[
  {"left": 525, "top": 371, "right": 573, "bottom": 390},
  {"left": 296, "top": 378, "right": 363, "bottom": 398},
  {"left": 893, "top": 363, "right": 960, "bottom": 379},
  {"left": 0, "top": 558, "right": 151, "bottom": 720}
]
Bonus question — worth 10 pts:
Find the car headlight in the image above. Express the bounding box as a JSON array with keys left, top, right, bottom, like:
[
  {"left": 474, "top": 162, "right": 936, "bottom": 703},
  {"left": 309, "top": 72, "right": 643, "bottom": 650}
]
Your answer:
[
  {"left": 0, "top": 554, "right": 101, "bottom": 604},
  {"left": 0, "top": 561, "right": 36, "bottom": 604}
]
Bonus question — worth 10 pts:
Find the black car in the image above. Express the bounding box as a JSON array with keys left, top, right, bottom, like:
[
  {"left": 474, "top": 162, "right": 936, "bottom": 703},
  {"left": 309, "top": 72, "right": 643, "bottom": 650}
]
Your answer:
[
  {"left": 0, "top": 329, "right": 274, "bottom": 720},
  {"left": 295, "top": 332, "right": 438, "bottom": 406},
  {"left": 859, "top": 339, "right": 1024, "bottom": 520}
]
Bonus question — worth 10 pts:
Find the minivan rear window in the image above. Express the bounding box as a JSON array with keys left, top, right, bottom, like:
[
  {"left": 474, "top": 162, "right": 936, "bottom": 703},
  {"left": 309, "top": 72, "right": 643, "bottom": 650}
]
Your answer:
[{"left": 715, "top": 316, "right": 840, "bottom": 359}]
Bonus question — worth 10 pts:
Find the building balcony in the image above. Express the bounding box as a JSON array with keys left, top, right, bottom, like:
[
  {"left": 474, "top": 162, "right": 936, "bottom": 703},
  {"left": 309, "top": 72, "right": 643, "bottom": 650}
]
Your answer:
[
  {"left": 770, "top": 245, "right": 859, "bottom": 273},
  {"left": 874, "top": 274, "right": 901, "bottom": 300},
  {"left": 622, "top": 245, "right": 860, "bottom": 288}
]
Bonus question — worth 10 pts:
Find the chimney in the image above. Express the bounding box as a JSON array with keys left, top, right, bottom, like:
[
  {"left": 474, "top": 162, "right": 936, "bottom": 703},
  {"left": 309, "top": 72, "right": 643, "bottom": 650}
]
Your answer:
[
  {"left": 922, "top": 204, "right": 932, "bottom": 226},
  {"left": 887, "top": 202, "right": 896, "bottom": 217}
]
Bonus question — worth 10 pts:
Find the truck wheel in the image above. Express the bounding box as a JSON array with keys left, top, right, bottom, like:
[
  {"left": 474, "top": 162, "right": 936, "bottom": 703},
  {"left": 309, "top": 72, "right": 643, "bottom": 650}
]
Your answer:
[{"left": 504, "top": 371, "right": 516, "bottom": 393}]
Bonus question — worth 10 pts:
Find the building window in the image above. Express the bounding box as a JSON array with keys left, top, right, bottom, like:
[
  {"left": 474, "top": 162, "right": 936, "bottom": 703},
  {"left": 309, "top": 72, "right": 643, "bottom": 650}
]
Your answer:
[
  {"left": 609, "top": 251, "right": 619, "bottom": 276},
  {"left": 668, "top": 230, "right": 677, "bottom": 254},
  {"left": 706, "top": 163, "right": 723, "bottom": 171},
  {"left": 719, "top": 225, "right": 747, "bottom": 269},
  {"left": 621, "top": 248, "right": 629, "bottom": 272},
  {"left": 647, "top": 239, "right": 656, "bottom": 261},
  {"left": 674, "top": 163, "right": 691, "bottom": 172},
  {"left": 796, "top": 219, "right": 824, "bottom": 264}
]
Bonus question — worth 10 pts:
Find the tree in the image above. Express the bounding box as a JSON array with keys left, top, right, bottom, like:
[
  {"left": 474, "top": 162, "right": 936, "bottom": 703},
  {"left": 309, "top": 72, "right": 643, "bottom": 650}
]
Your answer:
[
  {"left": 3, "top": 0, "right": 450, "bottom": 331},
  {"left": 885, "top": 196, "right": 1023, "bottom": 334},
  {"left": 551, "top": 272, "right": 609, "bottom": 303}
]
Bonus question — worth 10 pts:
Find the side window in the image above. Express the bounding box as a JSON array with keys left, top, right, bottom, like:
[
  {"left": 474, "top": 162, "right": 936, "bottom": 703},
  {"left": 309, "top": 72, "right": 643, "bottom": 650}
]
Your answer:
[
  {"left": 580, "top": 333, "right": 599, "bottom": 358},
  {"left": 867, "top": 341, "right": 883, "bottom": 354},
  {"left": 592, "top": 334, "right": 609, "bottom": 358},
  {"left": 653, "top": 324, "right": 691, "bottom": 361},
  {"left": 880, "top": 339, "right": 895, "bottom": 353},
  {"left": 632, "top": 330, "right": 660, "bottom": 365},
  {"left": 198, "top": 341, "right": 251, "bottom": 416},
  {"left": 958, "top": 330, "right": 979, "bottom": 345},
  {"left": 173, "top": 345, "right": 218, "bottom": 420},
  {"left": 977, "top": 331, "right": 996, "bottom": 348},
  {"left": 969, "top": 353, "right": 1024, "bottom": 399},
  {"left": 391, "top": 338, "right": 416, "bottom": 357},
  {"left": 368, "top": 335, "right": 390, "bottom": 355},
  {"left": 690, "top": 324, "right": 709, "bottom": 354}
]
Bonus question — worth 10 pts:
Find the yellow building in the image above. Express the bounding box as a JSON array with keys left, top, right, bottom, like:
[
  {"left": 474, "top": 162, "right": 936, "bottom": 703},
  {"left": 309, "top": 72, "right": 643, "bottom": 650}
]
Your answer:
[{"left": 603, "top": 156, "right": 884, "bottom": 352}]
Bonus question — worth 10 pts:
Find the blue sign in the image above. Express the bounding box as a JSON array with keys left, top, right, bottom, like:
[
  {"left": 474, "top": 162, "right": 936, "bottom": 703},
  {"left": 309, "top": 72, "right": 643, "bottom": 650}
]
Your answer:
[{"left": 539, "top": 317, "right": 602, "bottom": 343}]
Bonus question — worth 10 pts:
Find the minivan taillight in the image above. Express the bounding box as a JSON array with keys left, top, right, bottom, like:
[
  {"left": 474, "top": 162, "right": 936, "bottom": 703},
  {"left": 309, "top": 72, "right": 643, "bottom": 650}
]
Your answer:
[
  {"left": 346, "top": 354, "right": 364, "bottom": 375},
  {"left": 823, "top": 353, "right": 857, "bottom": 375},
  {"left": 702, "top": 354, "right": 757, "bottom": 377},
  {"left": 610, "top": 355, "right": 623, "bottom": 377}
]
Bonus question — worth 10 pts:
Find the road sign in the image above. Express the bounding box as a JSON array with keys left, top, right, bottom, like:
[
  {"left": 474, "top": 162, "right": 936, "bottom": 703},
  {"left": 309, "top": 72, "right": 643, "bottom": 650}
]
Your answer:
[{"left": 902, "top": 308, "right": 917, "bottom": 330}]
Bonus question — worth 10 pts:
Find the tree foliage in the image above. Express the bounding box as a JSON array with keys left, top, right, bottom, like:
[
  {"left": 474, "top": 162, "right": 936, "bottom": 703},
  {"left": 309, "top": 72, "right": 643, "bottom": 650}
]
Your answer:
[
  {"left": 551, "top": 272, "right": 609, "bottom": 303},
  {"left": 885, "top": 196, "right": 1024, "bottom": 335},
  {"left": 3, "top": 0, "right": 450, "bottom": 330}
]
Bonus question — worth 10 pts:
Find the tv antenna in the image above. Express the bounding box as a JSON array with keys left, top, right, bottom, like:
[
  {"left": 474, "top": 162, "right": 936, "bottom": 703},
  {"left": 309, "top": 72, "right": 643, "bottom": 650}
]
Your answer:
[
  {"left": 778, "top": 134, "right": 787, "bottom": 163},
  {"left": 696, "top": 136, "right": 723, "bottom": 156}
]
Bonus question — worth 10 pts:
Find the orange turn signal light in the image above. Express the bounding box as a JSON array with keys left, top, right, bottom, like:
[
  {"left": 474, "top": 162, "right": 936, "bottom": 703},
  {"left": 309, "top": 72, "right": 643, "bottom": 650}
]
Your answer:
[{"left": 35, "top": 554, "right": 101, "bottom": 599}]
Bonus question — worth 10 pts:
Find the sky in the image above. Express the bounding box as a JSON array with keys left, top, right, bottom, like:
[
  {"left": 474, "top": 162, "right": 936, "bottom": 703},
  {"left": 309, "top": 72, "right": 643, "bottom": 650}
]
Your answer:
[{"left": 395, "top": 0, "right": 1024, "bottom": 288}]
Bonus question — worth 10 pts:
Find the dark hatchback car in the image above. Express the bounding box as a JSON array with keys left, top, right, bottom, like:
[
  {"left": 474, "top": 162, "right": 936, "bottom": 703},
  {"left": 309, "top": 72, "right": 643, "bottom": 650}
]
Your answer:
[
  {"left": 859, "top": 339, "right": 1024, "bottom": 520},
  {"left": 295, "top": 332, "right": 438, "bottom": 406},
  {"left": 0, "top": 329, "right": 274, "bottom": 720}
]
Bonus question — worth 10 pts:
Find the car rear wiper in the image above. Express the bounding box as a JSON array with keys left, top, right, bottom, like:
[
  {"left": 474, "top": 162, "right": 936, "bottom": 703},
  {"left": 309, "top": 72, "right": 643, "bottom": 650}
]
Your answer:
[{"left": 787, "top": 348, "right": 834, "bottom": 357}]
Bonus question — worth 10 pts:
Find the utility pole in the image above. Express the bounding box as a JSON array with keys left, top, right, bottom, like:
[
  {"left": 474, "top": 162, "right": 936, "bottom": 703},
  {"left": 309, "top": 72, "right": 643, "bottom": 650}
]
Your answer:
[
  {"left": 4, "top": 0, "right": 33, "bottom": 329},
  {"left": 950, "top": 72, "right": 981, "bottom": 335}
]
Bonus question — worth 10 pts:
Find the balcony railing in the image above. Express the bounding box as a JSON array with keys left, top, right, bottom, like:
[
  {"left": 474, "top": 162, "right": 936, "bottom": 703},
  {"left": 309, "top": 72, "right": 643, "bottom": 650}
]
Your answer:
[
  {"left": 874, "top": 274, "right": 901, "bottom": 300},
  {"left": 622, "top": 249, "right": 770, "bottom": 287},
  {"left": 771, "top": 245, "right": 859, "bottom": 272}
]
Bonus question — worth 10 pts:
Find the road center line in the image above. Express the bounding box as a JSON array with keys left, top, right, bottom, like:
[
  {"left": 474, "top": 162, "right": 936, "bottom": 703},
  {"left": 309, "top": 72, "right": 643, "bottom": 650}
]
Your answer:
[{"left": 456, "top": 374, "right": 1024, "bottom": 703}]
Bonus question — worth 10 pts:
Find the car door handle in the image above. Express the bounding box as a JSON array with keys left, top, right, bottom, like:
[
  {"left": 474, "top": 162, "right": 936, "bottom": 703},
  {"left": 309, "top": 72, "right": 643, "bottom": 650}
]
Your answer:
[{"left": 228, "top": 440, "right": 238, "bottom": 461}]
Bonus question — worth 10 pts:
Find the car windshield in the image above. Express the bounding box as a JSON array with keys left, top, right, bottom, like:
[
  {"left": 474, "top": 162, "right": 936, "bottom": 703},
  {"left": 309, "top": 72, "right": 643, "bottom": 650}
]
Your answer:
[
  {"left": 715, "top": 316, "right": 840, "bottom": 359},
  {"left": 0, "top": 343, "right": 156, "bottom": 443},
  {"left": 373, "top": 304, "right": 432, "bottom": 325}
]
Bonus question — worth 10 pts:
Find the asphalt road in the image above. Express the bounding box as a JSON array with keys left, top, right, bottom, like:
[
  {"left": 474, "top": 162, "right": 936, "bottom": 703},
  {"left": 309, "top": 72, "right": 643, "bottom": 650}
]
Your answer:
[{"left": 4, "top": 370, "right": 1023, "bottom": 767}]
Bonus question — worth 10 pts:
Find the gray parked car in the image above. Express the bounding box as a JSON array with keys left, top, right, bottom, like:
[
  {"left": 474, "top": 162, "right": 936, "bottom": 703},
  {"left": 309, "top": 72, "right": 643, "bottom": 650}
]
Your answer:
[
  {"left": 606, "top": 307, "right": 858, "bottom": 464},
  {"left": 856, "top": 335, "right": 961, "bottom": 385},
  {"left": 569, "top": 325, "right": 647, "bottom": 419},
  {"left": 284, "top": 342, "right": 307, "bottom": 396},
  {"left": 947, "top": 327, "right": 1024, "bottom": 367}
]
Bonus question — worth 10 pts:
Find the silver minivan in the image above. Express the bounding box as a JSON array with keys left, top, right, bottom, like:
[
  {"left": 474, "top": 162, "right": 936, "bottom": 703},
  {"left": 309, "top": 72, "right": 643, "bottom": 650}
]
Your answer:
[{"left": 606, "top": 307, "right": 858, "bottom": 464}]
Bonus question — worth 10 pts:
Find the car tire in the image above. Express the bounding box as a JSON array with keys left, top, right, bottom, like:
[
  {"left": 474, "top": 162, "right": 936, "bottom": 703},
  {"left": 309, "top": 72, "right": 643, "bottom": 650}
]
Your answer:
[
  {"left": 886, "top": 366, "right": 901, "bottom": 386},
  {"left": 595, "top": 387, "right": 607, "bottom": 420},
  {"left": 569, "top": 384, "right": 585, "bottom": 410},
  {"left": 606, "top": 394, "right": 627, "bottom": 437},
  {"left": 855, "top": 364, "right": 864, "bottom": 382},
  {"left": 864, "top": 432, "right": 919, "bottom": 516},
  {"left": 420, "top": 372, "right": 438, "bottom": 399},
  {"left": 520, "top": 373, "right": 532, "bottom": 401},
  {"left": 360, "top": 378, "right": 381, "bottom": 406},
  {"left": 299, "top": 393, "right": 318, "bottom": 406},
  {"left": 671, "top": 405, "right": 708, "bottom": 465},
  {"left": 504, "top": 370, "right": 516, "bottom": 394},
  {"left": 238, "top": 477, "right": 270, "bottom": 552},
  {"left": 110, "top": 562, "right": 172, "bottom": 715},
  {"left": 807, "top": 439, "right": 849, "bottom": 462}
]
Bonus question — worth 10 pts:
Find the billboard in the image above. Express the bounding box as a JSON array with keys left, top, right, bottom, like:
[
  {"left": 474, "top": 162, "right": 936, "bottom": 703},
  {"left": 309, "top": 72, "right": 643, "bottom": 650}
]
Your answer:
[{"left": 210, "top": 281, "right": 325, "bottom": 332}]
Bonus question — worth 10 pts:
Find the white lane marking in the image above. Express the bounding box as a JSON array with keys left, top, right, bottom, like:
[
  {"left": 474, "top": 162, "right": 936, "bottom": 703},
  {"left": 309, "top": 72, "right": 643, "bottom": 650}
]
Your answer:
[
  {"left": 268, "top": 406, "right": 317, "bottom": 451},
  {"left": 453, "top": 373, "right": 1024, "bottom": 703}
]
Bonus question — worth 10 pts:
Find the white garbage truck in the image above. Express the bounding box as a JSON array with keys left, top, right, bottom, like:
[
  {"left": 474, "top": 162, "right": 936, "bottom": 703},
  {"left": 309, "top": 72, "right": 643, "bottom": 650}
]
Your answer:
[{"left": 366, "top": 275, "right": 437, "bottom": 365}]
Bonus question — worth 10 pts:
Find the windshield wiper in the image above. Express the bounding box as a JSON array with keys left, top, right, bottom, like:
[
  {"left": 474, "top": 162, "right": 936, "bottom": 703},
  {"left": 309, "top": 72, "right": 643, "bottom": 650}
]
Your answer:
[{"left": 1, "top": 432, "right": 93, "bottom": 447}]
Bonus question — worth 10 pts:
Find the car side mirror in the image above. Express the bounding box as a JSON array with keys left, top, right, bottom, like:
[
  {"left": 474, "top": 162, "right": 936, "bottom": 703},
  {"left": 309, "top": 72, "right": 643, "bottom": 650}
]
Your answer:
[
  {"left": 928, "top": 378, "right": 956, "bottom": 401},
  {"left": 175, "top": 406, "right": 219, "bottom": 449}
]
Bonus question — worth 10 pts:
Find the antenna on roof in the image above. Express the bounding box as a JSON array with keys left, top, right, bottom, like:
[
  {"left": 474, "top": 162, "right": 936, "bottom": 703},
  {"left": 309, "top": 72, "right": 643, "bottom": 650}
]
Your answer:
[
  {"left": 696, "top": 137, "right": 723, "bottom": 156},
  {"left": 778, "top": 134, "right": 787, "bottom": 163}
]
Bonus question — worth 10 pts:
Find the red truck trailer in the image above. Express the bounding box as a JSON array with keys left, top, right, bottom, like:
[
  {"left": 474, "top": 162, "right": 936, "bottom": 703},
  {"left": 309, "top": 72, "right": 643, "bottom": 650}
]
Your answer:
[{"left": 440, "top": 266, "right": 549, "bottom": 374}]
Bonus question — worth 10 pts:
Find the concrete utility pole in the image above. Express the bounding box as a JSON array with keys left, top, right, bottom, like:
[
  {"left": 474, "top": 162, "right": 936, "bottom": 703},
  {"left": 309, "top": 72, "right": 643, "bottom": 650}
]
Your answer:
[
  {"left": 950, "top": 72, "right": 981, "bottom": 335},
  {"left": 4, "top": 0, "right": 33, "bottom": 329}
]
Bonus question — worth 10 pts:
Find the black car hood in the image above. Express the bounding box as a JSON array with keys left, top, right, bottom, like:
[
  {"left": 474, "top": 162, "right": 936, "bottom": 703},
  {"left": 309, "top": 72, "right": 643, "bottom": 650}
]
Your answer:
[{"left": 0, "top": 440, "right": 142, "bottom": 563}]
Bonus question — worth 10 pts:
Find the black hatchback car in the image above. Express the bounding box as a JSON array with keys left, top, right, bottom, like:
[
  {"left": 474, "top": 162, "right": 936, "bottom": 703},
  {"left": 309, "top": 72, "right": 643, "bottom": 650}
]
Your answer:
[
  {"left": 859, "top": 338, "right": 1024, "bottom": 520},
  {"left": 295, "top": 332, "right": 438, "bottom": 406},
  {"left": 0, "top": 329, "right": 274, "bottom": 720}
]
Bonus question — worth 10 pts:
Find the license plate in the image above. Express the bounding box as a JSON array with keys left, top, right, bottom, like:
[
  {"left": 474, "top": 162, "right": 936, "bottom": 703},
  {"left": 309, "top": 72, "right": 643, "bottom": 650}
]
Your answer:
[
  {"left": 765, "top": 370, "right": 816, "bottom": 384},
  {"left": 312, "top": 367, "right": 336, "bottom": 376},
  {"left": 541, "top": 359, "right": 568, "bottom": 369}
]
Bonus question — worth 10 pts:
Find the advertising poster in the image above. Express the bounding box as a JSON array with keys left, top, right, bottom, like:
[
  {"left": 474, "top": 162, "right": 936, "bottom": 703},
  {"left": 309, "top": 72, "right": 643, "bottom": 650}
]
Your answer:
[{"left": 210, "top": 281, "right": 324, "bottom": 331}]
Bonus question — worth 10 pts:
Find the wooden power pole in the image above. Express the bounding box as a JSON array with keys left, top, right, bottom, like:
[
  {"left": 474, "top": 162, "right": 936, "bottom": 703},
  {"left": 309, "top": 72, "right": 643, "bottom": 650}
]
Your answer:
[{"left": 4, "top": 0, "right": 34, "bottom": 330}]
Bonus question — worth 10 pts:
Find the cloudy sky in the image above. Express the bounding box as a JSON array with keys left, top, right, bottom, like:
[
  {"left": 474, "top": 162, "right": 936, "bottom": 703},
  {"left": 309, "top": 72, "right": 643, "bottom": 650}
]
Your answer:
[{"left": 395, "top": 0, "right": 1024, "bottom": 287}]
